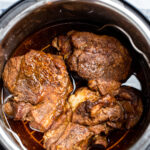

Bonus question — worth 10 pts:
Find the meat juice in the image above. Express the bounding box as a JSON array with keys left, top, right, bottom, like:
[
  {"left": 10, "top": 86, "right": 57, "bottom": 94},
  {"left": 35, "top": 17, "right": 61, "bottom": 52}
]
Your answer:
[{"left": 1, "top": 22, "right": 145, "bottom": 150}]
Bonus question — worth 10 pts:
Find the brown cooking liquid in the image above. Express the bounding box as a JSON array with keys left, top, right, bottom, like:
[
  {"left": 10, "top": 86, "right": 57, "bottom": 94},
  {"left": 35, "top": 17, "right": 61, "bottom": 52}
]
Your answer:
[{"left": 2, "top": 22, "right": 144, "bottom": 150}]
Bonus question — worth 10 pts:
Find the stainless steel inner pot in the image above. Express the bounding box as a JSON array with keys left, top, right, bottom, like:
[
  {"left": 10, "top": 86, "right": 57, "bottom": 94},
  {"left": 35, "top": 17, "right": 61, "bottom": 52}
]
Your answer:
[{"left": 0, "top": 0, "right": 150, "bottom": 150}]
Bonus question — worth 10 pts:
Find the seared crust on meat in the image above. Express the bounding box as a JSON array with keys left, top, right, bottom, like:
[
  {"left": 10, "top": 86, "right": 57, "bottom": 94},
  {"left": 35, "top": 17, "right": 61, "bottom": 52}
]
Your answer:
[{"left": 52, "top": 31, "right": 132, "bottom": 95}]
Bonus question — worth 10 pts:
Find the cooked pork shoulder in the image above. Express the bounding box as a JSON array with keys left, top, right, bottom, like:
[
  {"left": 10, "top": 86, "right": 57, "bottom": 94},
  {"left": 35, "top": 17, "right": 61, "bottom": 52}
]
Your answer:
[
  {"left": 3, "top": 50, "right": 73, "bottom": 132},
  {"left": 115, "top": 86, "right": 143, "bottom": 129},
  {"left": 69, "top": 87, "right": 143, "bottom": 129},
  {"left": 52, "top": 31, "right": 132, "bottom": 95},
  {"left": 3, "top": 50, "right": 72, "bottom": 104},
  {"left": 69, "top": 87, "right": 124, "bottom": 126},
  {"left": 44, "top": 123, "right": 93, "bottom": 150}
]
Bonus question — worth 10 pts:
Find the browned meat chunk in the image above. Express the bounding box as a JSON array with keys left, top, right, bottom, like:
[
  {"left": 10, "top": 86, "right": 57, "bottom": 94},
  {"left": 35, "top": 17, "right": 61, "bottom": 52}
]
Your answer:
[
  {"left": 29, "top": 101, "right": 72, "bottom": 132},
  {"left": 3, "top": 50, "right": 72, "bottom": 105},
  {"left": 3, "top": 101, "right": 32, "bottom": 120},
  {"left": 52, "top": 31, "right": 132, "bottom": 95},
  {"left": 29, "top": 100, "right": 64, "bottom": 131},
  {"left": 43, "top": 103, "right": 72, "bottom": 148},
  {"left": 115, "top": 86, "right": 143, "bottom": 129},
  {"left": 88, "top": 79, "right": 121, "bottom": 96},
  {"left": 69, "top": 87, "right": 124, "bottom": 126},
  {"left": 44, "top": 123, "right": 93, "bottom": 150},
  {"left": 69, "top": 87, "right": 142, "bottom": 129},
  {"left": 3, "top": 99, "right": 69, "bottom": 132},
  {"left": 3, "top": 50, "right": 73, "bottom": 132}
]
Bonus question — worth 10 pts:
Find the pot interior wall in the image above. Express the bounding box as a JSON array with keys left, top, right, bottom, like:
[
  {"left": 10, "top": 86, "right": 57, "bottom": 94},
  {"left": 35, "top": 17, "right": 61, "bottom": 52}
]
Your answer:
[{"left": 0, "top": 1, "right": 150, "bottom": 150}]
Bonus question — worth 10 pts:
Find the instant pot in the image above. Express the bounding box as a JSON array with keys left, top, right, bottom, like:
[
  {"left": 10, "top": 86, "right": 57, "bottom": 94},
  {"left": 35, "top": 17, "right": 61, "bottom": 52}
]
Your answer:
[{"left": 0, "top": 0, "right": 150, "bottom": 150}]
